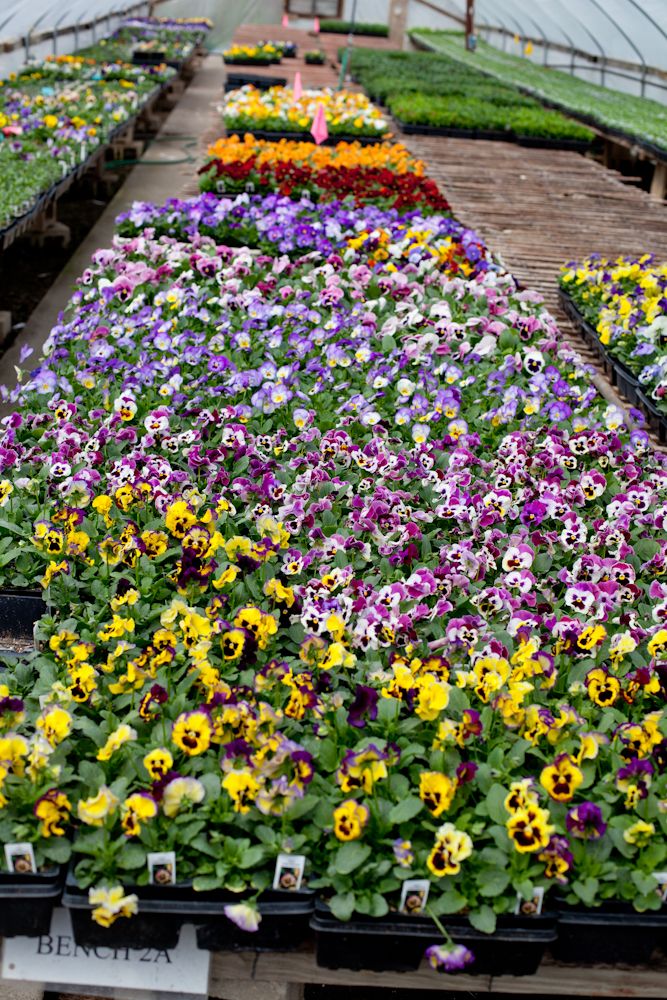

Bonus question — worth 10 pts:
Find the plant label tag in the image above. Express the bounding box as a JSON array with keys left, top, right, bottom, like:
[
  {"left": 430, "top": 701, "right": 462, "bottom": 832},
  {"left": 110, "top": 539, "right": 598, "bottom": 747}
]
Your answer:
[
  {"left": 147, "top": 850, "right": 176, "bottom": 886},
  {"left": 399, "top": 878, "right": 430, "bottom": 915},
  {"left": 514, "top": 887, "right": 544, "bottom": 916},
  {"left": 2, "top": 908, "right": 210, "bottom": 996},
  {"left": 245, "top": 181, "right": 255, "bottom": 193},
  {"left": 654, "top": 871, "right": 667, "bottom": 901},
  {"left": 216, "top": 179, "right": 226, "bottom": 193},
  {"left": 272, "top": 853, "right": 306, "bottom": 891},
  {"left": 4, "top": 842, "right": 36, "bottom": 874}
]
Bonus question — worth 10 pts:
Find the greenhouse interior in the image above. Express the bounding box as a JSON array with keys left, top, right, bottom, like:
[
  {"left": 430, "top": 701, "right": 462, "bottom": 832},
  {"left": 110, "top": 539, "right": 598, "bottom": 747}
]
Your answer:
[{"left": 0, "top": 0, "right": 666, "bottom": 998}]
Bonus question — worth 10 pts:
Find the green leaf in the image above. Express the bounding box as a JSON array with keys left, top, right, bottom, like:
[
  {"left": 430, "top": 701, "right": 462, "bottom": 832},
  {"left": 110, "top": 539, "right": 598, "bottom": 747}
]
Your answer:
[
  {"left": 486, "top": 783, "right": 508, "bottom": 824},
  {"left": 329, "top": 891, "right": 355, "bottom": 921},
  {"left": 389, "top": 797, "right": 423, "bottom": 824},
  {"left": 199, "top": 771, "right": 222, "bottom": 800},
  {"left": 369, "top": 893, "right": 390, "bottom": 917},
  {"left": 315, "top": 739, "right": 338, "bottom": 772},
  {"left": 428, "top": 889, "right": 467, "bottom": 915},
  {"left": 636, "top": 539, "right": 660, "bottom": 560},
  {"left": 631, "top": 871, "right": 659, "bottom": 896},
  {"left": 334, "top": 841, "right": 371, "bottom": 875},
  {"left": 286, "top": 794, "right": 318, "bottom": 819},
  {"left": 532, "top": 553, "right": 552, "bottom": 574},
  {"left": 77, "top": 760, "right": 106, "bottom": 789},
  {"left": 478, "top": 868, "right": 510, "bottom": 896},
  {"left": 41, "top": 837, "right": 72, "bottom": 864},
  {"left": 117, "top": 843, "right": 146, "bottom": 870},
  {"left": 237, "top": 846, "right": 264, "bottom": 869},
  {"left": 573, "top": 877, "right": 599, "bottom": 906},
  {"left": 193, "top": 875, "right": 221, "bottom": 891},
  {"left": 469, "top": 904, "right": 497, "bottom": 934},
  {"left": 0, "top": 519, "right": 26, "bottom": 538}
]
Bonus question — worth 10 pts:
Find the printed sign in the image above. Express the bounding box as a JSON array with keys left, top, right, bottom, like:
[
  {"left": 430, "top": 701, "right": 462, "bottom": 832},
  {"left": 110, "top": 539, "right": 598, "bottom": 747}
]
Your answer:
[
  {"left": 654, "top": 871, "right": 667, "bottom": 901},
  {"left": 147, "top": 851, "right": 176, "bottom": 886},
  {"left": 2, "top": 908, "right": 210, "bottom": 997},
  {"left": 272, "top": 853, "right": 306, "bottom": 891},
  {"left": 399, "top": 879, "right": 430, "bottom": 915},
  {"left": 514, "top": 886, "right": 544, "bottom": 916},
  {"left": 4, "top": 842, "right": 36, "bottom": 875}
]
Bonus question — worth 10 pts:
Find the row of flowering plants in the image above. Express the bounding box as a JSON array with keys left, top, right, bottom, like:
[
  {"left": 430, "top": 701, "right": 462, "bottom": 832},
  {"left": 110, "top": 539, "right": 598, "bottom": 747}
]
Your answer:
[
  {"left": 560, "top": 254, "right": 667, "bottom": 422},
  {"left": 197, "top": 134, "right": 450, "bottom": 213},
  {"left": 222, "top": 42, "right": 298, "bottom": 65},
  {"left": 1, "top": 131, "right": 667, "bottom": 970},
  {"left": 222, "top": 85, "right": 389, "bottom": 139},
  {"left": 0, "top": 17, "right": 210, "bottom": 234},
  {"left": 78, "top": 17, "right": 211, "bottom": 68}
]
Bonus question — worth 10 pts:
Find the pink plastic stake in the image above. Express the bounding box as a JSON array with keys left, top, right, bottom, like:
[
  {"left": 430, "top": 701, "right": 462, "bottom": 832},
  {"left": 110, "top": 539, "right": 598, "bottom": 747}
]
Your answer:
[
  {"left": 282, "top": 13, "right": 289, "bottom": 27},
  {"left": 293, "top": 71, "right": 303, "bottom": 102},
  {"left": 314, "top": 16, "right": 320, "bottom": 33},
  {"left": 310, "top": 103, "right": 328, "bottom": 145}
]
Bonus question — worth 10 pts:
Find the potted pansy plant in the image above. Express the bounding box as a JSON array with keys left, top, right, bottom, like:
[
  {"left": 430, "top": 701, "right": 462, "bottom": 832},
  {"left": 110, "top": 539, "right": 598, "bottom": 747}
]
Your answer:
[
  {"left": 0, "top": 673, "right": 76, "bottom": 936},
  {"left": 302, "top": 666, "right": 558, "bottom": 975}
]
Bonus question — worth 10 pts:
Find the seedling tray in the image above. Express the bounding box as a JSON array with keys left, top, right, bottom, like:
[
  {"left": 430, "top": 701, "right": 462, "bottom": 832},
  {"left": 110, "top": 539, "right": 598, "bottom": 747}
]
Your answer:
[
  {"left": 311, "top": 901, "right": 556, "bottom": 975},
  {"left": 552, "top": 904, "right": 667, "bottom": 965}
]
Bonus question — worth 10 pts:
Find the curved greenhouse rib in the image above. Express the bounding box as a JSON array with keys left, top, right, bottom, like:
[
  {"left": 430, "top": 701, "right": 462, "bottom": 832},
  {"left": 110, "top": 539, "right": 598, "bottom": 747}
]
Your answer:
[{"left": 582, "top": 0, "right": 645, "bottom": 65}]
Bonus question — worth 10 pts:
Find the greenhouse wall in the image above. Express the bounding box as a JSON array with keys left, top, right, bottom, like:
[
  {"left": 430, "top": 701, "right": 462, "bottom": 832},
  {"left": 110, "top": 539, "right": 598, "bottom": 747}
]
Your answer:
[
  {"left": 155, "top": 0, "right": 282, "bottom": 49},
  {"left": 340, "top": 0, "right": 389, "bottom": 23}
]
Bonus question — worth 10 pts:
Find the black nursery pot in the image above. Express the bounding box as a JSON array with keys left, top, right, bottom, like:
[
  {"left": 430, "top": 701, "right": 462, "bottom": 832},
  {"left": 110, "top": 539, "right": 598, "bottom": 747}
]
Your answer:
[
  {"left": 195, "top": 889, "right": 314, "bottom": 952},
  {"left": 0, "top": 590, "right": 46, "bottom": 658},
  {"left": 553, "top": 903, "right": 667, "bottom": 965},
  {"left": 132, "top": 50, "right": 166, "bottom": 66},
  {"left": 63, "top": 870, "right": 199, "bottom": 950},
  {"left": 225, "top": 72, "right": 287, "bottom": 91},
  {"left": 636, "top": 387, "right": 667, "bottom": 444},
  {"left": 0, "top": 866, "right": 64, "bottom": 938},
  {"left": 612, "top": 358, "right": 641, "bottom": 407},
  {"left": 310, "top": 901, "right": 556, "bottom": 975},
  {"left": 234, "top": 128, "right": 384, "bottom": 146}
]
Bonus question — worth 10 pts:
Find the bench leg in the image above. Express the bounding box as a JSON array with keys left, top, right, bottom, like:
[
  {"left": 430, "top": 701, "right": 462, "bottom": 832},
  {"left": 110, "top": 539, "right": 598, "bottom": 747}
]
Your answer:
[{"left": 650, "top": 162, "right": 667, "bottom": 201}]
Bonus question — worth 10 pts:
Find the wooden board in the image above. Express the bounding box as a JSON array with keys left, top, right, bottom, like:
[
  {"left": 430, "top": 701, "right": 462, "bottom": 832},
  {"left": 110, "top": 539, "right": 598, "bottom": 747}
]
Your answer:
[{"left": 208, "top": 945, "right": 667, "bottom": 998}]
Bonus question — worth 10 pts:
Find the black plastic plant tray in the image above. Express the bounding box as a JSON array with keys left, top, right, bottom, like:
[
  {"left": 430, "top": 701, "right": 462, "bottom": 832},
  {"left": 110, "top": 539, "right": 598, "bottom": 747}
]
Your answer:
[
  {"left": 65, "top": 870, "right": 312, "bottom": 951},
  {"left": 612, "top": 358, "right": 641, "bottom": 407},
  {"left": 558, "top": 289, "right": 612, "bottom": 370},
  {"left": 225, "top": 128, "right": 387, "bottom": 146},
  {"left": 552, "top": 904, "right": 667, "bottom": 964},
  {"left": 310, "top": 901, "right": 556, "bottom": 975},
  {"left": 394, "top": 119, "right": 512, "bottom": 142},
  {"left": 225, "top": 73, "right": 287, "bottom": 91},
  {"left": 0, "top": 590, "right": 46, "bottom": 657},
  {"left": 224, "top": 58, "right": 278, "bottom": 66},
  {"left": 195, "top": 889, "right": 314, "bottom": 951},
  {"left": 516, "top": 135, "right": 593, "bottom": 152},
  {"left": 637, "top": 388, "right": 667, "bottom": 444},
  {"left": 63, "top": 872, "right": 200, "bottom": 949},
  {"left": 132, "top": 51, "right": 166, "bottom": 66},
  {"left": 0, "top": 866, "right": 64, "bottom": 938}
]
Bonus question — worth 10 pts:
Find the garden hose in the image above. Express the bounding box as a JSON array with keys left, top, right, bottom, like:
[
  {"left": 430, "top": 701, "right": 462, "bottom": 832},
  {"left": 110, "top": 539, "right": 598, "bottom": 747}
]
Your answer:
[{"left": 104, "top": 135, "right": 199, "bottom": 169}]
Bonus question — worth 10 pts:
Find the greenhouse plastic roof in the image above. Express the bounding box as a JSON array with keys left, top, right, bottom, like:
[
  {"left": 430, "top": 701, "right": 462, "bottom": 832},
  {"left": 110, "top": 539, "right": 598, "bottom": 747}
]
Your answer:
[
  {"left": 1, "top": 0, "right": 666, "bottom": 70},
  {"left": 0, "top": 0, "right": 143, "bottom": 40},
  {"left": 443, "top": 0, "right": 667, "bottom": 69},
  {"left": 0, "top": 0, "right": 241, "bottom": 53}
]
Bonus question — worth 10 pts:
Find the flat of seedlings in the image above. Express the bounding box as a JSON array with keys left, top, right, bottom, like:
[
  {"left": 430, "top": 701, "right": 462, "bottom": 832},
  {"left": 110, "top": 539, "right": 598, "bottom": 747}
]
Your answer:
[{"left": 230, "top": 23, "right": 396, "bottom": 89}]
